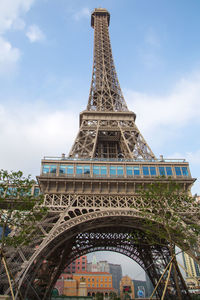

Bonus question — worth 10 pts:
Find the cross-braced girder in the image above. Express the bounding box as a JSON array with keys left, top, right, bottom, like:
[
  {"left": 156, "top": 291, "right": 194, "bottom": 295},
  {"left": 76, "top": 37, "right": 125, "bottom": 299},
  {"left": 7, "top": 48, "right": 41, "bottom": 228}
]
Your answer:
[
  {"left": 68, "top": 8, "right": 156, "bottom": 160},
  {"left": 0, "top": 210, "right": 193, "bottom": 299}
]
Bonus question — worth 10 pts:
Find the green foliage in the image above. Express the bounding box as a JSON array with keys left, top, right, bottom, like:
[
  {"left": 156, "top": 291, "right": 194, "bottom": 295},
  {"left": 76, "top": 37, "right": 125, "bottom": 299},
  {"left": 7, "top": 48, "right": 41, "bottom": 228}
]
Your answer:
[
  {"left": 132, "top": 180, "right": 200, "bottom": 251},
  {"left": 0, "top": 169, "right": 47, "bottom": 249}
]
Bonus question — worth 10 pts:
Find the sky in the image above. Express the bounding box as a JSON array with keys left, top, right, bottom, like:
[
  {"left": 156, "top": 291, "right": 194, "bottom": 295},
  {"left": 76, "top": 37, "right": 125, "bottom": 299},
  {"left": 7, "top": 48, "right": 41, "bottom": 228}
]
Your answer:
[{"left": 0, "top": 0, "right": 199, "bottom": 280}]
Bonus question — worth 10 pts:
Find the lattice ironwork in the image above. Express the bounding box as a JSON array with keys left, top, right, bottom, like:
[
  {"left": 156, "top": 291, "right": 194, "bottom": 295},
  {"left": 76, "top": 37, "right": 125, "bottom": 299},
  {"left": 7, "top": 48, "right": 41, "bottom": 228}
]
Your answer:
[
  {"left": 68, "top": 8, "right": 156, "bottom": 160},
  {"left": 0, "top": 7, "right": 198, "bottom": 300}
]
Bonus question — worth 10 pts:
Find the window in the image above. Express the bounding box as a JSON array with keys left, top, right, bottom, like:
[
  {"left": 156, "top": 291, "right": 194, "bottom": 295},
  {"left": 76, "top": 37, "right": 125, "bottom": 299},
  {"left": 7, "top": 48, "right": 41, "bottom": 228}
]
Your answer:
[
  {"left": 105, "top": 284, "right": 107, "bottom": 287},
  {"left": 76, "top": 165, "right": 90, "bottom": 175},
  {"left": 82, "top": 267, "right": 85, "bottom": 270},
  {"left": 133, "top": 166, "right": 140, "bottom": 175},
  {"left": 101, "top": 284, "right": 103, "bottom": 287},
  {"left": 182, "top": 167, "right": 188, "bottom": 176},
  {"left": 142, "top": 166, "right": 149, "bottom": 176},
  {"left": 93, "top": 165, "right": 107, "bottom": 176},
  {"left": 92, "top": 278, "right": 94, "bottom": 282},
  {"left": 109, "top": 278, "right": 111, "bottom": 282},
  {"left": 42, "top": 165, "right": 57, "bottom": 174},
  {"left": 60, "top": 165, "right": 74, "bottom": 175},
  {"left": 126, "top": 166, "right": 133, "bottom": 176},
  {"left": 105, "top": 278, "right": 107, "bottom": 282},
  {"left": 92, "top": 284, "right": 94, "bottom": 287},
  {"left": 97, "top": 284, "right": 99, "bottom": 287},
  {"left": 166, "top": 167, "right": 172, "bottom": 176},
  {"left": 110, "top": 166, "right": 124, "bottom": 176},
  {"left": 126, "top": 166, "right": 140, "bottom": 176},
  {"left": 159, "top": 167, "right": 165, "bottom": 176},
  {"left": 150, "top": 166, "right": 156, "bottom": 176},
  {"left": 88, "top": 278, "right": 90, "bottom": 281},
  {"left": 88, "top": 284, "right": 90, "bottom": 287},
  {"left": 101, "top": 278, "right": 103, "bottom": 282},
  {"left": 33, "top": 187, "right": 40, "bottom": 196},
  {"left": 109, "top": 284, "right": 111, "bottom": 287},
  {"left": 175, "top": 167, "right": 181, "bottom": 176}
]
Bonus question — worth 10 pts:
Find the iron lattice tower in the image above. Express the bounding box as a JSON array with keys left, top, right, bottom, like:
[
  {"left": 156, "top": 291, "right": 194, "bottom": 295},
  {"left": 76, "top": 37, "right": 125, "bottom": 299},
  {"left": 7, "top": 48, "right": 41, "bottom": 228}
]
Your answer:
[
  {"left": 0, "top": 8, "right": 199, "bottom": 300},
  {"left": 69, "top": 9, "right": 155, "bottom": 160}
]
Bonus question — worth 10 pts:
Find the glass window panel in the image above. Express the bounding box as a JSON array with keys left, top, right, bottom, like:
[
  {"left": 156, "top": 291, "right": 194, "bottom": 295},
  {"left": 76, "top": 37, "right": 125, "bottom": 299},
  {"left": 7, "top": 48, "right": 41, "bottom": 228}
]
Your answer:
[
  {"left": 159, "top": 167, "right": 166, "bottom": 176},
  {"left": 93, "top": 166, "right": 100, "bottom": 175},
  {"left": 76, "top": 166, "right": 82, "bottom": 175},
  {"left": 117, "top": 166, "right": 123, "bottom": 175},
  {"left": 34, "top": 187, "right": 40, "bottom": 196},
  {"left": 43, "top": 165, "right": 50, "bottom": 174},
  {"left": 133, "top": 166, "right": 140, "bottom": 175},
  {"left": 110, "top": 166, "right": 116, "bottom": 175},
  {"left": 50, "top": 165, "right": 57, "bottom": 173},
  {"left": 166, "top": 167, "right": 172, "bottom": 176},
  {"left": 182, "top": 167, "right": 188, "bottom": 176},
  {"left": 84, "top": 166, "right": 90, "bottom": 174},
  {"left": 59, "top": 165, "right": 66, "bottom": 174},
  {"left": 150, "top": 166, "right": 156, "bottom": 176},
  {"left": 126, "top": 167, "right": 133, "bottom": 176},
  {"left": 100, "top": 166, "right": 107, "bottom": 175},
  {"left": 143, "top": 166, "right": 149, "bottom": 176},
  {"left": 175, "top": 167, "right": 182, "bottom": 176},
  {"left": 67, "top": 165, "right": 74, "bottom": 174}
]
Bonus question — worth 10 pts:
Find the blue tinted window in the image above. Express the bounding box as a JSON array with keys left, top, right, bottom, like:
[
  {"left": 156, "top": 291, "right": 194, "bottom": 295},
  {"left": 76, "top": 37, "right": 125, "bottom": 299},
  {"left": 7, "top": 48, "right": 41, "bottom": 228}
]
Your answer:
[
  {"left": 34, "top": 187, "right": 40, "bottom": 196},
  {"left": 60, "top": 165, "right": 74, "bottom": 174},
  {"left": 133, "top": 166, "right": 140, "bottom": 175},
  {"left": 93, "top": 166, "right": 99, "bottom": 175},
  {"left": 182, "top": 167, "right": 188, "bottom": 176},
  {"left": 67, "top": 166, "right": 74, "bottom": 174},
  {"left": 175, "top": 167, "right": 181, "bottom": 176},
  {"left": 59, "top": 166, "right": 65, "bottom": 174},
  {"left": 50, "top": 165, "right": 57, "bottom": 173},
  {"left": 110, "top": 166, "right": 116, "bottom": 176},
  {"left": 84, "top": 166, "right": 90, "bottom": 174},
  {"left": 166, "top": 167, "right": 172, "bottom": 176},
  {"left": 143, "top": 167, "right": 149, "bottom": 176},
  {"left": 100, "top": 166, "right": 107, "bottom": 175},
  {"left": 117, "top": 166, "right": 123, "bottom": 175},
  {"left": 76, "top": 166, "right": 82, "bottom": 175},
  {"left": 150, "top": 167, "right": 156, "bottom": 176},
  {"left": 43, "top": 165, "right": 50, "bottom": 174},
  {"left": 93, "top": 166, "right": 107, "bottom": 176},
  {"left": 159, "top": 167, "right": 166, "bottom": 176},
  {"left": 126, "top": 167, "right": 133, "bottom": 176}
]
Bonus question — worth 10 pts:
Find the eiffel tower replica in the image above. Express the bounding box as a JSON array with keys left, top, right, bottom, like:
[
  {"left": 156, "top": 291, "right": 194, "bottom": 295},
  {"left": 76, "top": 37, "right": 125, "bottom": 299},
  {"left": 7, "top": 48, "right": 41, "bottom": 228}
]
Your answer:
[{"left": 0, "top": 8, "right": 199, "bottom": 300}]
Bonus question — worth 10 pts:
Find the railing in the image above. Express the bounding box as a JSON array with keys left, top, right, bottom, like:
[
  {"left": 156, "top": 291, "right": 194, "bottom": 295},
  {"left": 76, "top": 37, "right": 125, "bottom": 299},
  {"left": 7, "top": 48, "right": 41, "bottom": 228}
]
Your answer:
[{"left": 42, "top": 156, "right": 186, "bottom": 163}]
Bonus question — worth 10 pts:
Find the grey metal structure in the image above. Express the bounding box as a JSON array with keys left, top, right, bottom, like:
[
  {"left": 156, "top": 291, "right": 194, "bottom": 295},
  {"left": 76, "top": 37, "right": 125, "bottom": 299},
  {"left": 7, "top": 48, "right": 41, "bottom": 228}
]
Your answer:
[{"left": 0, "top": 8, "right": 199, "bottom": 300}]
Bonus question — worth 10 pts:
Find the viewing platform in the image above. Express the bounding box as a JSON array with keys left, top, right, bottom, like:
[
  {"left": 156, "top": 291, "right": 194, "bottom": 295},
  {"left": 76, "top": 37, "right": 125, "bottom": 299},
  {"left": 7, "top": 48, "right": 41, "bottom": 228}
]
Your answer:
[{"left": 39, "top": 155, "right": 191, "bottom": 180}]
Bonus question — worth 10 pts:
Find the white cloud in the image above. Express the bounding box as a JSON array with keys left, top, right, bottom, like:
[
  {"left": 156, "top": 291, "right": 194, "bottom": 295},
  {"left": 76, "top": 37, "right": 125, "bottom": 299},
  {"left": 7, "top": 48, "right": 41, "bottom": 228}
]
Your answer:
[
  {"left": 26, "top": 24, "right": 45, "bottom": 43},
  {"left": 125, "top": 72, "right": 200, "bottom": 136},
  {"left": 0, "top": 0, "right": 35, "bottom": 74},
  {"left": 73, "top": 7, "right": 90, "bottom": 21},
  {"left": 0, "top": 36, "right": 21, "bottom": 74},
  {"left": 0, "top": 102, "right": 78, "bottom": 178},
  {"left": 0, "top": 0, "right": 35, "bottom": 34}
]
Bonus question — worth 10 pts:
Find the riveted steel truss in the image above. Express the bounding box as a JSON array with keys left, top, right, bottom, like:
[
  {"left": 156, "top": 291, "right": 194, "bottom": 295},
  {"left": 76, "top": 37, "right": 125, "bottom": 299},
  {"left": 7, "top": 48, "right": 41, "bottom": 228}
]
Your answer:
[
  {"left": 0, "top": 8, "right": 198, "bottom": 300},
  {"left": 68, "top": 8, "right": 156, "bottom": 160}
]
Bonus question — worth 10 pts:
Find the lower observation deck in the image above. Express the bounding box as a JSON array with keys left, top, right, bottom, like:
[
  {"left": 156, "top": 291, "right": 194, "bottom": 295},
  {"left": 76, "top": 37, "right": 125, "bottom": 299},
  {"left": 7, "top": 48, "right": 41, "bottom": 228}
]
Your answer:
[{"left": 40, "top": 156, "right": 191, "bottom": 180}]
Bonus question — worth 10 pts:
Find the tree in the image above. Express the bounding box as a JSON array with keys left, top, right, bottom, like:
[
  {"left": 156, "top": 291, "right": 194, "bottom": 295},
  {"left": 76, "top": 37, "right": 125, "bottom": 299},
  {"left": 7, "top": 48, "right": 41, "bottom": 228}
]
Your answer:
[
  {"left": 131, "top": 179, "right": 200, "bottom": 299},
  {"left": 0, "top": 169, "right": 47, "bottom": 299}
]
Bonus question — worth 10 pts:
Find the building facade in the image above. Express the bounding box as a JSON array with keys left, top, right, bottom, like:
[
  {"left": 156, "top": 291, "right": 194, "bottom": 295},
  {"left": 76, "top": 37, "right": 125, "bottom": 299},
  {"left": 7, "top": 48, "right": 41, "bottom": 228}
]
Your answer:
[
  {"left": 120, "top": 276, "right": 135, "bottom": 300},
  {"left": 182, "top": 252, "right": 200, "bottom": 287},
  {"left": 87, "top": 256, "right": 122, "bottom": 292},
  {"left": 65, "top": 256, "right": 88, "bottom": 274}
]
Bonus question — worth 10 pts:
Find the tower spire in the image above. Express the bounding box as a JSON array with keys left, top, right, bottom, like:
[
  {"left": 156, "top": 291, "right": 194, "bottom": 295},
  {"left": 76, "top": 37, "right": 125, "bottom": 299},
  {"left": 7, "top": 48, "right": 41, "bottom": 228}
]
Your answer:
[
  {"left": 69, "top": 8, "right": 156, "bottom": 160},
  {"left": 88, "top": 8, "right": 128, "bottom": 112}
]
